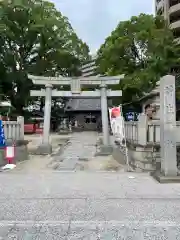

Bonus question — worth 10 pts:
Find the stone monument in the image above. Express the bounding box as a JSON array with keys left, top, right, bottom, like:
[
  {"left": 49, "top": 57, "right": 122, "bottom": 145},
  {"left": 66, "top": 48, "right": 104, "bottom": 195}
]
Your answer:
[{"left": 153, "top": 75, "right": 180, "bottom": 183}]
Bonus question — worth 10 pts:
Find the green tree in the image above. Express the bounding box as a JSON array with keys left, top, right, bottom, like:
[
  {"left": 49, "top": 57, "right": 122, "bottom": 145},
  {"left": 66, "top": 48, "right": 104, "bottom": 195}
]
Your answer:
[
  {"left": 0, "top": 0, "right": 90, "bottom": 114},
  {"left": 97, "top": 14, "right": 180, "bottom": 104}
]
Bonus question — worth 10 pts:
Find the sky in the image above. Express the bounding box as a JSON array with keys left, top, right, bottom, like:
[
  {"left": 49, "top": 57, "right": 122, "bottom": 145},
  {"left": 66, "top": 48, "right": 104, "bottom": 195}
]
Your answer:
[{"left": 51, "top": 0, "right": 154, "bottom": 53}]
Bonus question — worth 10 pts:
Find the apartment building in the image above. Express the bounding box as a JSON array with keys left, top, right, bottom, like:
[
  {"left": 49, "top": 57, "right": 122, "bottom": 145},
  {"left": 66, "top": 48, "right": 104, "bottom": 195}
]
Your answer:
[
  {"left": 155, "top": 0, "right": 180, "bottom": 41},
  {"left": 80, "top": 55, "right": 97, "bottom": 77}
]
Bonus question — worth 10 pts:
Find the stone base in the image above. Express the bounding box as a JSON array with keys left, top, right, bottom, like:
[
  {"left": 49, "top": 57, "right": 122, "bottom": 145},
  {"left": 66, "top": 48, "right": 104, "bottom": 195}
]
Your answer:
[
  {"left": 0, "top": 140, "right": 29, "bottom": 166},
  {"left": 36, "top": 143, "right": 52, "bottom": 155},
  {"left": 95, "top": 145, "right": 113, "bottom": 156},
  {"left": 152, "top": 171, "right": 180, "bottom": 183},
  {"left": 58, "top": 131, "right": 71, "bottom": 135}
]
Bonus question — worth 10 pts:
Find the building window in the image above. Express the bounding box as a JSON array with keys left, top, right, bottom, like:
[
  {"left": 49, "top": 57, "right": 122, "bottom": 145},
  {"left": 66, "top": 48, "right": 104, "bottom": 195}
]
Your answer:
[
  {"left": 85, "top": 117, "right": 90, "bottom": 123},
  {"left": 91, "top": 117, "right": 96, "bottom": 123},
  {"left": 85, "top": 116, "right": 96, "bottom": 123}
]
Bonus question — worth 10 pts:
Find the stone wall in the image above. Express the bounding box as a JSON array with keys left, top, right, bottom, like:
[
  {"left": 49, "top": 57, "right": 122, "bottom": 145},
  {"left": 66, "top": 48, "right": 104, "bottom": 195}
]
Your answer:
[
  {"left": 112, "top": 140, "right": 158, "bottom": 172},
  {"left": 0, "top": 140, "right": 29, "bottom": 166}
]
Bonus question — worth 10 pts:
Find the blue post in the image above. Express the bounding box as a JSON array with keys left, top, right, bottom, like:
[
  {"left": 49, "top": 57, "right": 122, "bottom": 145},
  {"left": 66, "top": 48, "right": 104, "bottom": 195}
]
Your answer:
[{"left": 0, "top": 120, "right": 6, "bottom": 147}]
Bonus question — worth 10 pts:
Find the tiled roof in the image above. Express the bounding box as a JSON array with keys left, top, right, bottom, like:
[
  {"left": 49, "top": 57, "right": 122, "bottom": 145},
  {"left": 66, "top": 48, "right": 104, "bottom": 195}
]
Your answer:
[{"left": 65, "top": 98, "right": 101, "bottom": 111}]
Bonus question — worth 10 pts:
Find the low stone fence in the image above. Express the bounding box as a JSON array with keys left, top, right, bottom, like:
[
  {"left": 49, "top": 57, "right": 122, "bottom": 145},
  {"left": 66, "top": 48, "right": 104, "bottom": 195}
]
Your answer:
[
  {"left": 124, "top": 119, "right": 160, "bottom": 172},
  {"left": 3, "top": 117, "right": 24, "bottom": 141},
  {"left": 124, "top": 122, "right": 138, "bottom": 144},
  {"left": 124, "top": 120, "right": 180, "bottom": 145},
  {"left": 113, "top": 116, "right": 180, "bottom": 172}
]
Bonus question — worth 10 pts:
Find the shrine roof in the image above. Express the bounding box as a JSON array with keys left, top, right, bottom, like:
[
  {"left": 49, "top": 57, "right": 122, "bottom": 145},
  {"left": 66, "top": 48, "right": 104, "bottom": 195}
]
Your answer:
[{"left": 65, "top": 98, "right": 101, "bottom": 111}]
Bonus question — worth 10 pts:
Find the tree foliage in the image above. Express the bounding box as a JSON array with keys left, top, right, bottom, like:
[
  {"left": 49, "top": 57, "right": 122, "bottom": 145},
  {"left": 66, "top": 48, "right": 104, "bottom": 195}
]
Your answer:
[
  {"left": 97, "top": 14, "right": 180, "bottom": 103},
  {"left": 0, "top": 0, "right": 90, "bottom": 114}
]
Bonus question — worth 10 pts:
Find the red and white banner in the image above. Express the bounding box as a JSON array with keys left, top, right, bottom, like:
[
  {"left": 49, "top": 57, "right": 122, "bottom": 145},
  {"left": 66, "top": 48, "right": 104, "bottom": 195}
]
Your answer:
[
  {"left": 109, "top": 106, "right": 130, "bottom": 169},
  {"left": 109, "top": 106, "right": 121, "bottom": 121},
  {"left": 109, "top": 106, "right": 125, "bottom": 144}
]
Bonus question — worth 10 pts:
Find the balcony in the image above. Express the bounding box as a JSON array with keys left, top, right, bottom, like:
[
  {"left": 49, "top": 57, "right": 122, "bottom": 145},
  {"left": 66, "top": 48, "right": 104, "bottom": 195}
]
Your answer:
[
  {"left": 170, "top": 19, "right": 180, "bottom": 29},
  {"left": 174, "top": 37, "right": 180, "bottom": 43},
  {"left": 169, "top": 3, "right": 180, "bottom": 15}
]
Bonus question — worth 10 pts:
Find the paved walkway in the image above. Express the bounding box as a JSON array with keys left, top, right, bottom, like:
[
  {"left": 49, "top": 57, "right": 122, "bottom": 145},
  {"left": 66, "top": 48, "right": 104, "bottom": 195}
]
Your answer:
[
  {"left": 14, "top": 132, "right": 121, "bottom": 173},
  {"left": 53, "top": 132, "right": 99, "bottom": 170},
  {"left": 0, "top": 172, "right": 180, "bottom": 239}
]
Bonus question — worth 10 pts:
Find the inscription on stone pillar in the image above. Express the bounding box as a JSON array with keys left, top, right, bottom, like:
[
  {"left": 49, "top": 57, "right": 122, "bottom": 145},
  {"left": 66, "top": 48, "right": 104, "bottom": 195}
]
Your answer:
[
  {"left": 71, "top": 78, "right": 81, "bottom": 94},
  {"left": 160, "top": 75, "right": 177, "bottom": 176},
  {"left": 164, "top": 84, "right": 175, "bottom": 123}
]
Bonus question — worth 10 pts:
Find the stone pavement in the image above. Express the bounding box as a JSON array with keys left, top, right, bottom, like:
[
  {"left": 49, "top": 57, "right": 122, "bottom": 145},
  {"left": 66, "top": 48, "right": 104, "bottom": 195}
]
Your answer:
[
  {"left": 53, "top": 131, "right": 98, "bottom": 170},
  {"left": 25, "top": 133, "right": 70, "bottom": 154},
  {"left": 14, "top": 132, "right": 121, "bottom": 173},
  {"left": 13, "top": 134, "right": 70, "bottom": 173},
  {"left": 0, "top": 172, "right": 180, "bottom": 239}
]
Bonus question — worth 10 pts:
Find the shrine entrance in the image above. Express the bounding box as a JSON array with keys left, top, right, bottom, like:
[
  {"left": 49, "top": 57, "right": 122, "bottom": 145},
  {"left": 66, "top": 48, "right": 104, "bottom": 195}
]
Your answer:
[
  {"left": 28, "top": 74, "right": 124, "bottom": 154},
  {"left": 82, "top": 114, "right": 98, "bottom": 131}
]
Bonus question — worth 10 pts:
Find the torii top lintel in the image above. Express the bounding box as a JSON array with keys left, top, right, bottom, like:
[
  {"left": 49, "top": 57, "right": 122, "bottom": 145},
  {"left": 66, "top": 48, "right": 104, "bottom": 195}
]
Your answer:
[{"left": 28, "top": 74, "right": 124, "bottom": 86}]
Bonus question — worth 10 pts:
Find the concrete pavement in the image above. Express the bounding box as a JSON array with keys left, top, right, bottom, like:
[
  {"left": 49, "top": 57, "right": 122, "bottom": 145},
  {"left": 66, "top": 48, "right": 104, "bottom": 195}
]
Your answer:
[{"left": 0, "top": 172, "right": 180, "bottom": 239}]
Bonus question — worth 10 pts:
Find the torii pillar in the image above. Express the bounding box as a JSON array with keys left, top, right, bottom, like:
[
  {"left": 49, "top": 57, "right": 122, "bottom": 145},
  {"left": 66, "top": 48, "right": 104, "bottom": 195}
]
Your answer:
[
  {"left": 41, "top": 83, "right": 53, "bottom": 154},
  {"left": 100, "top": 83, "right": 111, "bottom": 152}
]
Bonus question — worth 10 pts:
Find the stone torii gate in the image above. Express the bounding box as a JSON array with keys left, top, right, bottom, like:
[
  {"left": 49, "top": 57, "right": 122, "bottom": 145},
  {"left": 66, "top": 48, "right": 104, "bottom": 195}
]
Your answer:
[{"left": 28, "top": 74, "right": 124, "bottom": 154}]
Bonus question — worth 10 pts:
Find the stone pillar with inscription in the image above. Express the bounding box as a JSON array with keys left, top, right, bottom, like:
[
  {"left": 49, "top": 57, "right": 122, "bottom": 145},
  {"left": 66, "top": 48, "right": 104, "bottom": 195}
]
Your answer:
[{"left": 159, "top": 75, "right": 177, "bottom": 179}]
